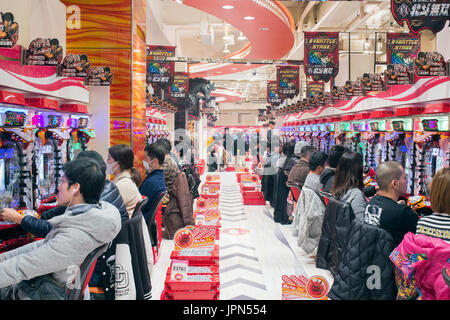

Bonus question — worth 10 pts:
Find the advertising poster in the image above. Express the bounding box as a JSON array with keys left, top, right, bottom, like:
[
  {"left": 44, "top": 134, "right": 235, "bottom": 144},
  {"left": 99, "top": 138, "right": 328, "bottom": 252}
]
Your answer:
[
  {"left": 282, "top": 275, "right": 330, "bottom": 300},
  {"left": 0, "top": 12, "right": 19, "bottom": 48},
  {"left": 277, "top": 65, "right": 299, "bottom": 99},
  {"left": 59, "top": 54, "right": 92, "bottom": 78},
  {"left": 146, "top": 45, "right": 175, "bottom": 85},
  {"left": 386, "top": 33, "right": 421, "bottom": 68},
  {"left": 304, "top": 32, "right": 339, "bottom": 82},
  {"left": 85, "top": 66, "right": 113, "bottom": 86},
  {"left": 170, "top": 72, "right": 189, "bottom": 100},
  {"left": 384, "top": 64, "right": 412, "bottom": 87},
  {"left": 25, "top": 38, "right": 63, "bottom": 66},
  {"left": 391, "top": 0, "right": 450, "bottom": 34},
  {"left": 414, "top": 51, "right": 447, "bottom": 82},
  {"left": 267, "top": 80, "right": 282, "bottom": 105}
]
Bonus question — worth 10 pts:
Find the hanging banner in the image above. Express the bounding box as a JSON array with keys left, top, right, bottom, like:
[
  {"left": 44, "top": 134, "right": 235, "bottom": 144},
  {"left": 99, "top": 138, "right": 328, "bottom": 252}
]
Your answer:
[
  {"left": 414, "top": 51, "right": 447, "bottom": 82},
  {"left": 386, "top": 33, "right": 421, "bottom": 68},
  {"left": 84, "top": 66, "right": 113, "bottom": 86},
  {"left": 277, "top": 65, "right": 299, "bottom": 100},
  {"left": 391, "top": 0, "right": 450, "bottom": 34},
  {"left": 58, "top": 54, "right": 92, "bottom": 78},
  {"left": 25, "top": 38, "right": 63, "bottom": 66},
  {"left": 384, "top": 64, "right": 412, "bottom": 87},
  {"left": 306, "top": 81, "right": 324, "bottom": 98},
  {"left": 304, "top": 32, "right": 339, "bottom": 83},
  {"left": 267, "top": 80, "right": 282, "bottom": 105},
  {"left": 0, "top": 12, "right": 19, "bottom": 48},
  {"left": 170, "top": 72, "right": 189, "bottom": 100},
  {"left": 146, "top": 45, "right": 175, "bottom": 85}
]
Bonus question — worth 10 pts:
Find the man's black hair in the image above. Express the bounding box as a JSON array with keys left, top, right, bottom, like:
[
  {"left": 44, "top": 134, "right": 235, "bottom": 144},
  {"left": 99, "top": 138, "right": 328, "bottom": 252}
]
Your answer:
[
  {"left": 269, "top": 121, "right": 275, "bottom": 125},
  {"left": 309, "top": 151, "right": 328, "bottom": 171},
  {"left": 80, "top": 54, "right": 88, "bottom": 61},
  {"left": 144, "top": 143, "right": 166, "bottom": 166},
  {"left": 104, "top": 67, "right": 111, "bottom": 72},
  {"left": 345, "top": 80, "right": 352, "bottom": 85},
  {"left": 50, "top": 38, "right": 59, "bottom": 46},
  {"left": 363, "top": 73, "right": 369, "bottom": 78},
  {"left": 63, "top": 158, "right": 106, "bottom": 204},
  {"left": 328, "top": 144, "right": 350, "bottom": 168},
  {"left": 418, "top": 52, "right": 426, "bottom": 59},
  {"left": 300, "top": 145, "right": 315, "bottom": 159},
  {"left": 387, "top": 64, "right": 394, "bottom": 70},
  {"left": 2, "top": 12, "right": 14, "bottom": 22},
  {"left": 76, "top": 150, "right": 107, "bottom": 175},
  {"left": 155, "top": 138, "right": 171, "bottom": 155}
]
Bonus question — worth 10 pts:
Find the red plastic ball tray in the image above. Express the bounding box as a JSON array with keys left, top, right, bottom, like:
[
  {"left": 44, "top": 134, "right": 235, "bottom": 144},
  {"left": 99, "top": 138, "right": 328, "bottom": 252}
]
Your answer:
[
  {"left": 200, "top": 193, "right": 220, "bottom": 199},
  {"left": 161, "top": 288, "right": 220, "bottom": 300},
  {"left": 164, "top": 273, "right": 220, "bottom": 291},
  {"left": 170, "top": 245, "right": 220, "bottom": 266}
]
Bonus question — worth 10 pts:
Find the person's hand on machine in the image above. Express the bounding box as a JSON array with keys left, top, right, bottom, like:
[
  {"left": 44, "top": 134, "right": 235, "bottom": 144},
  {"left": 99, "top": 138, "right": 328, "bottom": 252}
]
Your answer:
[{"left": 0, "top": 208, "right": 24, "bottom": 224}]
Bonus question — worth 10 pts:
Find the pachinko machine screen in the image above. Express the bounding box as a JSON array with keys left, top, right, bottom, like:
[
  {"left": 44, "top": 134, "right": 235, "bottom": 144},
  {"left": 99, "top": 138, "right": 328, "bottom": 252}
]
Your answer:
[{"left": 0, "top": 148, "right": 19, "bottom": 209}]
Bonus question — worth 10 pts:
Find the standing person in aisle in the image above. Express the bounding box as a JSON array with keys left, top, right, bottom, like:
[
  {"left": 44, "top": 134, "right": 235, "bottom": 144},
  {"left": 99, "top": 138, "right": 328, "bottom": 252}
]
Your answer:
[
  {"left": 261, "top": 138, "right": 279, "bottom": 207},
  {"left": 332, "top": 151, "right": 368, "bottom": 220},
  {"left": 155, "top": 138, "right": 181, "bottom": 197},
  {"left": 107, "top": 145, "right": 142, "bottom": 218},
  {"left": 140, "top": 143, "right": 167, "bottom": 223},
  {"left": 288, "top": 143, "right": 314, "bottom": 187},
  {"left": 0, "top": 158, "right": 121, "bottom": 300},
  {"left": 267, "top": 121, "right": 276, "bottom": 148},
  {"left": 364, "top": 161, "right": 419, "bottom": 246},
  {"left": 223, "top": 127, "right": 233, "bottom": 162}
]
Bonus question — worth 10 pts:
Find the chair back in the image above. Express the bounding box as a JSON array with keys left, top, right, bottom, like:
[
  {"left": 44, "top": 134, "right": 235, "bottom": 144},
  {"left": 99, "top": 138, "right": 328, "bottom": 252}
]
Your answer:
[
  {"left": 147, "top": 191, "right": 167, "bottom": 246},
  {"left": 132, "top": 197, "right": 148, "bottom": 218},
  {"left": 67, "top": 242, "right": 110, "bottom": 300},
  {"left": 286, "top": 181, "right": 302, "bottom": 203}
]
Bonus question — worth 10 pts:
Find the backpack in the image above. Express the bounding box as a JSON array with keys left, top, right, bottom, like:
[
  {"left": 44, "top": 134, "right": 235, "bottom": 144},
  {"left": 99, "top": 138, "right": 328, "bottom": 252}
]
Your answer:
[{"left": 181, "top": 164, "right": 200, "bottom": 199}]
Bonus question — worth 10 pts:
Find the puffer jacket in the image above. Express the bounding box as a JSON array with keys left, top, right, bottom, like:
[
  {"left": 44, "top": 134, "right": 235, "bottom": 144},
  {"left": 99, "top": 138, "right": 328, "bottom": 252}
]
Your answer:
[
  {"left": 390, "top": 232, "right": 450, "bottom": 300},
  {"left": 292, "top": 186, "right": 326, "bottom": 255},
  {"left": 0, "top": 202, "right": 121, "bottom": 298},
  {"left": 316, "top": 197, "right": 355, "bottom": 276},
  {"left": 327, "top": 211, "right": 397, "bottom": 300},
  {"left": 162, "top": 172, "right": 195, "bottom": 239},
  {"left": 320, "top": 168, "right": 335, "bottom": 193}
]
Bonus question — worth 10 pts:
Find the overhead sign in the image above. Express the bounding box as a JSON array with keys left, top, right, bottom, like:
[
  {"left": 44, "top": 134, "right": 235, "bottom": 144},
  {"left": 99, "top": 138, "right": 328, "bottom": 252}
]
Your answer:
[
  {"left": 391, "top": 0, "right": 450, "bottom": 34},
  {"left": 267, "top": 80, "right": 282, "bottom": 105},
  {"left": 387, "top": 33, "right": 421, "bottom": 68},
  {"left": 277, "top": 65, "right": 299, "bottom": 100},
  {"left": 146, "top": 45, "right": 176, "bottom": 85},
  {"left": 0, "top": 12, "right": 19, "bottom": 48},
  {"left": 25, "top": 38, "right": 63, "bottom": 66},
  {"left": 170, "top": 72, "right": 189, "bottom": 100},
  {"left": 84, "top": 66, "right": 113, "bottom": 86},
  {"left": 59, "top": 54, "right": 92, "bottom": 78},
  {"left": 304, "top": 32, "right": 339, "bottom": 82}
]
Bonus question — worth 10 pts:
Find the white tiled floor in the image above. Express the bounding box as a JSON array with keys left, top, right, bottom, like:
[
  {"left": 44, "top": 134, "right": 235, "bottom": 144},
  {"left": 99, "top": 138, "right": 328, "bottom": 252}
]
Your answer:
[{"left": 151, "top": 172, "right": 333, "bottom": 300}]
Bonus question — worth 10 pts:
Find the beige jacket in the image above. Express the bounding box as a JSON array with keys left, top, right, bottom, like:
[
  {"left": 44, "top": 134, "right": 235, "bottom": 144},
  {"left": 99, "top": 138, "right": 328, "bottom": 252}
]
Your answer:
[{"left": 113, "top": 170, "right": 142, "bottom": 218}]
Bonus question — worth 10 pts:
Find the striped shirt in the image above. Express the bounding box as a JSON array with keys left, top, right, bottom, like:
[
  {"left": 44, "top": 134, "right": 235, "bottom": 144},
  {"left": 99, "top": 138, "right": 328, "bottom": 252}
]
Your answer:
[{"left": 416, "top": 213, "right": 450, "bottom": 243}]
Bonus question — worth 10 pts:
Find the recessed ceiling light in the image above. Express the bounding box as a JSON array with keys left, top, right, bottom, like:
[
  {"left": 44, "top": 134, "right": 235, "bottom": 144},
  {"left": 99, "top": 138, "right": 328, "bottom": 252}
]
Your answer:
[
  {"left": 259, "top": 27, "right": 269, "bottom": 31},
  {"left": 244, "top": 16, "right": 255, "bottom": 20},
  {"left": 222, "top": 5, "right": 234, "bottom": 9}
]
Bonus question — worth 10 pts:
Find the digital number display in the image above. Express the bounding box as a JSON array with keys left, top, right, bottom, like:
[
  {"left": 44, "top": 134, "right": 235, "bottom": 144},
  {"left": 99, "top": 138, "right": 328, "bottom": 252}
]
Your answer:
[
  {"left": 392, "top": 121, "right": 404, "bottom": 131},
  {"left": 422, "top": 119, "right": 438, "bottom": 131},
  {"left": 47, "top": 115, "right": 63, "bottom": 128},
  {"left": 78, "top": 117, "right": 88, "bottom": 128},
  {"left": 370, "top": 122, "right": 379, "bottom": 131},
  {"left": 0, "top": 148, "right": 14, "bottom": 160},
  {"left": 4, "top": 111, "right": 26, "bottom": 127}
]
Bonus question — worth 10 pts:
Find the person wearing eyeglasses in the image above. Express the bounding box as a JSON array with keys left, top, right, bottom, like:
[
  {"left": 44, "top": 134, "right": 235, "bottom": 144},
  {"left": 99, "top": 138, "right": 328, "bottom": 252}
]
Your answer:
[{"left": 0, "top": 158, "right": 121, "bottom": 300}]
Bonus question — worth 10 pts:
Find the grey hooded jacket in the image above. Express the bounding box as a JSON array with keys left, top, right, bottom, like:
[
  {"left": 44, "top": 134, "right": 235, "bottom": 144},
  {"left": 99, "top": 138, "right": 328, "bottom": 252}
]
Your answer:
[{"left": 0, "top": 201, "right": 121, "bottom": 290}]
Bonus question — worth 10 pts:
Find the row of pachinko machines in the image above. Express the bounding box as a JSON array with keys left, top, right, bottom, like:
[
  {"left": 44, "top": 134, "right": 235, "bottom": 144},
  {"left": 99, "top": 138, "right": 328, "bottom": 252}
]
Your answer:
[
  {"left": 280, "top": 106, "right": 449, "bottom": 207},
  {"left": 0, "top": 92, "right": 94, "bottom": 215}
]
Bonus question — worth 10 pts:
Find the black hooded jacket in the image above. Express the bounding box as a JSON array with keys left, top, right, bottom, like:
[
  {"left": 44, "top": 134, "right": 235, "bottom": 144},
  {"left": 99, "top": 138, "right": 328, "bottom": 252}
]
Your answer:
[{"left": 320, "top": 168, "right": 336, "bottom": 193}]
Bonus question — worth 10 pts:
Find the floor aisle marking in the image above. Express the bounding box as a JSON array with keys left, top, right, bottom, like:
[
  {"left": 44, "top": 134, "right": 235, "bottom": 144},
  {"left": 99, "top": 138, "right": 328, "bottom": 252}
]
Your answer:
[
  {"left": 220, "top": 244, "right": 255, "bottom": 251},
  {"left": 221, "top": 252, "right": 259, "bottom": 262},
  {"left": 220, "top": 264, "right": 263, "bottom": 275},
  {"left": 220, "top": 278, "right": 267, "bottom": 291},
  {"left": 228, "top": 295, "right": 257, "bottom": 300}
]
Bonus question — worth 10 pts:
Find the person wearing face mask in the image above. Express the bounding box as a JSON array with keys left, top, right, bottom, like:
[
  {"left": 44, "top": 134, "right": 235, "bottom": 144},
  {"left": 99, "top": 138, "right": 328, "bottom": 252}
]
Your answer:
[
  {"left": 107, "top": 145, "right": 142, "bottom": 218},
  {"left": 139, "top": 143, "right": 166, "bottom": 223}
]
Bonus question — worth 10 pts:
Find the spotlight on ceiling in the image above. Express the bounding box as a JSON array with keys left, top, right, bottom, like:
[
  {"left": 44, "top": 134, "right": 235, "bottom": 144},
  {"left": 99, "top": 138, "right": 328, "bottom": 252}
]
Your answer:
[
  {"left": 222, "top": 5, "right": 234, "bottom": 10},
  {"left": 244, "top": 16, "right": 255, "bottom": 20}
]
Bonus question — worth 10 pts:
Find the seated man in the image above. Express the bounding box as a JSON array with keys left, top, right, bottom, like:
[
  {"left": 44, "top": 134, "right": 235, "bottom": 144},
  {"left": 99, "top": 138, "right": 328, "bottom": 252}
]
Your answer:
[
  {"left": 0, "top": 158, "right": 121, "bottom": 300},
  {"left": 304, "top": 151, "right": 328, "bottom": 191},
  {"left": 288, "top": 144, "right": 314, "bottom": 187},
  {"left": 140, "top": 143, "right": 167, "bottom": 222},
  {"left": 364, "top": 161, "right": 419, "bottom": 246}
]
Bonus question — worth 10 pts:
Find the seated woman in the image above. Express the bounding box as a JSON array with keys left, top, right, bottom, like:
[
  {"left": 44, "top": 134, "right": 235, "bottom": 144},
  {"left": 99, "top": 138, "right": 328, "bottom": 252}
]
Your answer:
[
  {"left": 390, "top": 167, "right": 450, "bottom": 300},
  {"left": 332, "top": 151, "right": 368, "bottom": 220},
  {"left": 107, "top": 144, "right": 142, "bottom": 218}
]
